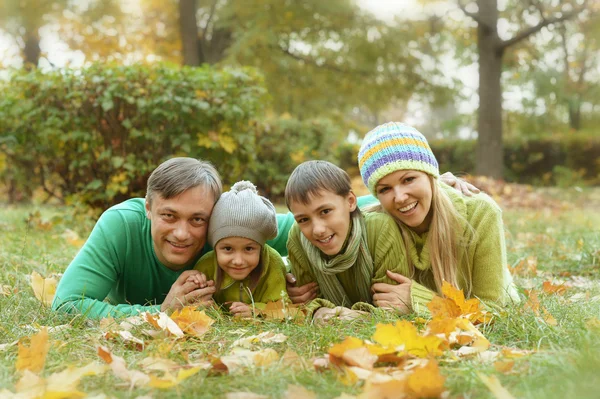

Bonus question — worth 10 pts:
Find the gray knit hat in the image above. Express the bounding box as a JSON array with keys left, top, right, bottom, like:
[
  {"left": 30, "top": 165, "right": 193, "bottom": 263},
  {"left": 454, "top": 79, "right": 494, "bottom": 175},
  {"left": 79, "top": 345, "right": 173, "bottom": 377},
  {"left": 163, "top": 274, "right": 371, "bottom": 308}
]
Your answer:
[{"left": 208, "top": 180, "right": 278, "bottom": 246}]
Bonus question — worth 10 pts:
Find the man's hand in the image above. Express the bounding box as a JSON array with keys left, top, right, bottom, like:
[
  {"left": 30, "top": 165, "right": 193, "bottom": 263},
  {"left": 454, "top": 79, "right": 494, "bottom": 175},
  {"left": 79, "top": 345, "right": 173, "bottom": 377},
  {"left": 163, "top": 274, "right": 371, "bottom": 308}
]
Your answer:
[
  {"left": 440, "top": 172, "right": 480, "bottom": 197},
  {"left": 371, "top": 270, "right": 412, "bottom": 315},
  {"left": 161, "top": 270, "right": 216, "bottom": 312},
  {"left": 229, "top": 302, "right": 253, "bottom": 318},
  {"left": 313, "top": 306, "right": 368, "bottom": 323},
  {"left": 286, "top": 273, "right": 318, "bottom": 304}
]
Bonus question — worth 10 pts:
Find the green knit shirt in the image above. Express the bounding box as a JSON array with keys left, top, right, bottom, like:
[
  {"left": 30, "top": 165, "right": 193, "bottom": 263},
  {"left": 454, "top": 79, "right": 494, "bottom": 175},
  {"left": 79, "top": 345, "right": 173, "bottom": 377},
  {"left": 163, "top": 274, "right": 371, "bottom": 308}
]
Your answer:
[
  {"left": 405, "top": 183, "right": 519, "bottom": 314},
  {"left": 193, "top": 245, "right": 288, "bottom": 309},
  {"left": 287, "top": 211, "right": 407, "bottom": 314}
]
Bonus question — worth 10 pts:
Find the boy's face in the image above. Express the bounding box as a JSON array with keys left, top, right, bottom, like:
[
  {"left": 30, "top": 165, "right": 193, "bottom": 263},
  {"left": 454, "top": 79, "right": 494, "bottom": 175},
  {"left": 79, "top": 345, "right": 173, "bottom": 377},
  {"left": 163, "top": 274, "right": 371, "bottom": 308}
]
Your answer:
[
  {"left": 290, "top": 190, "right": 357, "bottom": 256},
  {"left": 146, "top": 185, "right": 215, "bottom": 271},
  {"left": 215, "top": 237, "right": 261, "bottom": 281}
]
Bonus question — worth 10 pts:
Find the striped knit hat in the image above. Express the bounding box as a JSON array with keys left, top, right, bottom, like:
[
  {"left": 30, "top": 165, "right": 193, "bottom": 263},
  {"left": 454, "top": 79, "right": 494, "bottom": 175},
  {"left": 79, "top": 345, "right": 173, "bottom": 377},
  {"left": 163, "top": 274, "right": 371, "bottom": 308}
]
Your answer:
[
  {"left": 358, "top": 122, "right": 439, "bottom": 196},
  {"left": 208, "top": 180, "right": 278, "bottom": 246}
]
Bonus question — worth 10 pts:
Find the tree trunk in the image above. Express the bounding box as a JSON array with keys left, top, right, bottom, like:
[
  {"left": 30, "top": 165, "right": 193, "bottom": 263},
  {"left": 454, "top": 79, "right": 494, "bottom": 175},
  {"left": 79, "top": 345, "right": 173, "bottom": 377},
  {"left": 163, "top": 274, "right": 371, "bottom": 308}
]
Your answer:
[
  {"left": 179, "top": 0, "right": 200, "bottom": 66},
  {"left": 23, "top": 29, "right": 40, "bottom": 69},
  {"left": 568, "top": 98, "right": 582, "bottom": 130},
  {"left": 476, "top": 0, "right": 504, "bottom": 178}
]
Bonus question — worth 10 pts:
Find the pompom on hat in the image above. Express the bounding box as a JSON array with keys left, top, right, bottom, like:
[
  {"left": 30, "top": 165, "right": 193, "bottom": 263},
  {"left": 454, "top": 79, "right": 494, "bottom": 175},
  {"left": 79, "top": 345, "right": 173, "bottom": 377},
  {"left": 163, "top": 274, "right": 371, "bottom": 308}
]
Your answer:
[
  {"left": 208, "top": 180, "right": 278, "bottom": 246},
  {"left": 358, "top": 122, "right": 439, "bottom": 196}
]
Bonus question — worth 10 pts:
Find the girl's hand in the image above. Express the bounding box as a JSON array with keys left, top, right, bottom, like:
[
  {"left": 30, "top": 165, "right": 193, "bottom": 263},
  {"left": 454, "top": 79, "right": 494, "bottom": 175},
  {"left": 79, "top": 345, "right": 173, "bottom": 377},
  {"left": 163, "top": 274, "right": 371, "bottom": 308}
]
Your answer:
[
  {"left": 371, "top": 270, "right": 412, "bottom": 315},
  {"left": 229, "top": 302, "right": 253, "bottom": 318},
  {"left": 185, "top": 272, "right": 209, "bottom": 288}
]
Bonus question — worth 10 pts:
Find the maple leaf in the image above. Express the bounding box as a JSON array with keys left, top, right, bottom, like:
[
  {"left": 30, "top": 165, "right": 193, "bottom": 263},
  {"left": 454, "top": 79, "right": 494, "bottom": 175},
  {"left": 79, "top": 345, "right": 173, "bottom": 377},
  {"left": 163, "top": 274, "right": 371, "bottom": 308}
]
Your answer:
[
  {"left": 257, "top": 299, "right": 305, "bottom": 320},
  {"left": 30, "top": 272, "right": 57, "bottom": 307},
  {"left": 16, "top": 328, "right": 50, "bottom": 373},
  {"left": 97, "top": 346, "right": 150, "bottom": 387},
  {"left": 542, "top": 281, "right": 566, "bottom": 295},
  {"left": 372, "top": 321, "right": 443, "bottom": 358},
  {"left": 329, "top": 336, "right": 365, "bottom": 358},
  {"left": 407, "top": 360, "right": 446, "bottom": 398},
  {"left": 477, "top": 373, "right": 516, "bottom": 399},
  {"left": 170, "top": 306, "right": 215, "bottom": 337},
  {"left": 428, "top": 282, "right": 488, "bottom": 324}
]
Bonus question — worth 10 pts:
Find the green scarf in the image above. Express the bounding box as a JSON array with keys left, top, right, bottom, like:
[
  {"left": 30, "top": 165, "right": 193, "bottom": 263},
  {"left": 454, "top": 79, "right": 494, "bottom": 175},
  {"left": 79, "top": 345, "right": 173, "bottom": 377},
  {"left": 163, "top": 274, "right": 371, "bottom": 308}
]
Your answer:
[{"left": 299, "top": 212, "right": 373, "bottom": 306}]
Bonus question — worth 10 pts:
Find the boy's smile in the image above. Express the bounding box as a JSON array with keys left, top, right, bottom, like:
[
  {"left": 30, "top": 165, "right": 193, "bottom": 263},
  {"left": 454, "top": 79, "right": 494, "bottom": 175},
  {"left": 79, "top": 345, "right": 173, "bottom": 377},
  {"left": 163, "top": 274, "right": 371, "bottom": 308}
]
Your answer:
[{"left": 290, "top": 190, "right": 357, "bottom": 256}]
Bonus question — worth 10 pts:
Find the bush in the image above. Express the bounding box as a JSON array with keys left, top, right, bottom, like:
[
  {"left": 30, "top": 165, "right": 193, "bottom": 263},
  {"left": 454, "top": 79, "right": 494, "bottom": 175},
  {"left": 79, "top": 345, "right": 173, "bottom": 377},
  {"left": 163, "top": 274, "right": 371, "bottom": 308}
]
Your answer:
[{"left": 0, "top": 63, "right": 268, "bottom": 209}]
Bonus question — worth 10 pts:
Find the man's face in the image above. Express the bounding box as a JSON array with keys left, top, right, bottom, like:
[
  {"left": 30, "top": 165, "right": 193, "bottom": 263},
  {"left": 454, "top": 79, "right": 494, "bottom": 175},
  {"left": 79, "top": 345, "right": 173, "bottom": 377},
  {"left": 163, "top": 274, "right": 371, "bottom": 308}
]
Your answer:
[{"left": 146, "top": 185, "right": 216, "bottom": 271}]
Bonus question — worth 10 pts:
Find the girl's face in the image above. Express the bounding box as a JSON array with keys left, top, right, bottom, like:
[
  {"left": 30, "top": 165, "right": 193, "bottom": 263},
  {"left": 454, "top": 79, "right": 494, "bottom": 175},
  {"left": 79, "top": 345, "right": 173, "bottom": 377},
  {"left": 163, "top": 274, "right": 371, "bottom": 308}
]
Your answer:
[
  {"left": 290, "top": 190, "right": 357, "bottom": 256},
  {"left": 215, "top": 237, "right": 261, "bottom": 281},
  {"left": 375, "top": 170, "right": 433, "bottom": 234}
]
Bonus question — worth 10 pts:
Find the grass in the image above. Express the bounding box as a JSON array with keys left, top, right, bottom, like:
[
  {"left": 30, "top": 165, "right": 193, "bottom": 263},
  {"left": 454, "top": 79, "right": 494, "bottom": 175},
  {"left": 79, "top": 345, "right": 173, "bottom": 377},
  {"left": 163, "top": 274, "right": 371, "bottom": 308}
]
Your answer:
[{"left": 1, "top": 188, "right": 599, "bottom": 398}]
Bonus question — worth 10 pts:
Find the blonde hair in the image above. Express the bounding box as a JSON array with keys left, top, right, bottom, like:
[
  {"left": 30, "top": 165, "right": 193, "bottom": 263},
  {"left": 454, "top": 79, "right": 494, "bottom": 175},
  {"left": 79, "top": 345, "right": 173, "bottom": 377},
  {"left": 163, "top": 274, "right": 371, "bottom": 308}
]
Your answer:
[{"left": 368, "top": 177, "right": 474, "bottom": 296}]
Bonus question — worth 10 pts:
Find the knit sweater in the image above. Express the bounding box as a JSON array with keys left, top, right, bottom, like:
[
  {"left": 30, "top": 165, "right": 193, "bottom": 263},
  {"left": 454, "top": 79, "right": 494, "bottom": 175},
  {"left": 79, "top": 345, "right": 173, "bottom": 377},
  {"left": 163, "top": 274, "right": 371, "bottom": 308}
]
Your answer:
[
  {"left": 405, "top": 183, "right": 520, "bottom": 314},
  {"left": 193, "top": 244, "right": 288, "bottom": 309},
  {"left": 287, "top": 211, "right": 407, "bottom": 314}
]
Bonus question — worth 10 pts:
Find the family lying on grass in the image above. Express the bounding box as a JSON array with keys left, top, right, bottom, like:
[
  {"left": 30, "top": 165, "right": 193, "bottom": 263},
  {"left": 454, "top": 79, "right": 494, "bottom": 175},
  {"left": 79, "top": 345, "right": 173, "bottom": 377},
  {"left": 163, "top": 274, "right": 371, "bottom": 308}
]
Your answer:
[{"left": 52, "top": 122, "right": 519, "bottom": 321}]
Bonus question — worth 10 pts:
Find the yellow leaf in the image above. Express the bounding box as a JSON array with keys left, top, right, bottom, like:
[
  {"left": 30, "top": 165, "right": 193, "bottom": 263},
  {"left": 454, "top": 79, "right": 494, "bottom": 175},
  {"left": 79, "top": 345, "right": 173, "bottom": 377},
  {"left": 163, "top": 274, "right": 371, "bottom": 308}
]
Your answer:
[
  {"left": 63, "top": 229, "right": 86, "bottom": 247},
  {"left": 359, "top": 378, "right": 408, "bottom": 399},
  {"left": 493, "top": 360, "right": 515, "bottom": 374},
  {"left": 253, "top": 348, "right": 279, "bottom": 367},
  {"left": 285, "top": 384, "right": 318, "bottom": 399},
  {"left": 218, "top": 135, "right": 238, "bottom": 154},
  {"left": 144, "top": 312, "right": 185, "bottom": 337},
  {"left": 30, "top": 272, "right": 57, "bottom": 307},
  {"left": 477, "top": 373, "right": 516, "bottom": 399},
  {"left": 329, "top": 337, "right": 364, "bottom": 358},
  {"left": 257, "top": 300, "right": 305, "bottom": 320},
  {"left": 149, "top": 366, "right": 202, "bottom": 389},
  {"left": 542, "top": 281, "right": 566, "bottom": 295},
  {"left": 372, "top": 321, "right": 443, "bottom": 358},
  {"left": 170, "top": 307, "right": 215, "bottom": 337},
  {"left": 407, "top": 360, "right": 446, "bottom": 398},
  {"left": 197, "top": 134, "right": 214, "bottom": 148},
  {"left": 16, "top": 328, "right": 50, "bottom": 373},
  {"left": 97, "top": 346, "right": 150, "bottom": 387}
]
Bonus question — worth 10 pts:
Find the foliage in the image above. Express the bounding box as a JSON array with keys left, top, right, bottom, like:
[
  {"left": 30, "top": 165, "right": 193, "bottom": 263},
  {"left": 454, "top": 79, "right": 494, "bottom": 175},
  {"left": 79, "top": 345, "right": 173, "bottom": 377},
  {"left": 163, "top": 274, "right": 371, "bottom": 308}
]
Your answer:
[
  {"left": 0, "top": 63, "right": 267, "bottom": 209},
  {"left": 337, "top": 133, "right": 600, "bottom": 186}
]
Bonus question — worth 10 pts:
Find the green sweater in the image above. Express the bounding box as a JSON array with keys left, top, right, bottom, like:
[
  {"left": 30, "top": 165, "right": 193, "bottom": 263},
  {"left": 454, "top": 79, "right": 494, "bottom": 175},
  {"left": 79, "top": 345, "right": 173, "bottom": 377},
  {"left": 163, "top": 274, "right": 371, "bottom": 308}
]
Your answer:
[
  {"left": 52, "top": 196, "right": 376, "bottom": 319},
  {"left": 287, "top": 211, "right": 407, "bottom": 313},
  {"left": 405, "top": 183, "right": 519, "bottom": 314},
  {"left": 193, "top": 245, "right": 287, "bottom": 310}
]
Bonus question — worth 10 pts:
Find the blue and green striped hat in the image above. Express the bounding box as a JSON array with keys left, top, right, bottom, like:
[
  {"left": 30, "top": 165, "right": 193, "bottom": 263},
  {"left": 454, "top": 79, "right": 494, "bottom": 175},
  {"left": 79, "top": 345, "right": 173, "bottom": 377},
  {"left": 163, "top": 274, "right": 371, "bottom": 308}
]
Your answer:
[{"left": 358, "top": 122, "right": 439, "bottom": 196}]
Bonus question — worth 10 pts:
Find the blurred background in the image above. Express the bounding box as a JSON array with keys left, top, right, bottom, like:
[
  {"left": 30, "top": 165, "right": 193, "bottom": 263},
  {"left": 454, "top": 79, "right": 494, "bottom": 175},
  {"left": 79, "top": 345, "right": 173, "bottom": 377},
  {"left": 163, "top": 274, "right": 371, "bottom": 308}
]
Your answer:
[{"left": 0, "top": 0, "right": 598, "bottom": 212}]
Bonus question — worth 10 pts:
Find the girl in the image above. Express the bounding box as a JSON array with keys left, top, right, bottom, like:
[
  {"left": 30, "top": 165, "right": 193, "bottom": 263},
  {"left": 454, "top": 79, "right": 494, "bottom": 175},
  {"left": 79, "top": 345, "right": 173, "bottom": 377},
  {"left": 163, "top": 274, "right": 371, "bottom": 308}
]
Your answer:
[
  {"left": 359, "top": 122, "right": 519, "bottom": 314},
  {"left": 193, "top": 180, "right": 288, "bottom": 317},
  {"left": 285, "top": 160, "right": 410, "bottom": 320}
]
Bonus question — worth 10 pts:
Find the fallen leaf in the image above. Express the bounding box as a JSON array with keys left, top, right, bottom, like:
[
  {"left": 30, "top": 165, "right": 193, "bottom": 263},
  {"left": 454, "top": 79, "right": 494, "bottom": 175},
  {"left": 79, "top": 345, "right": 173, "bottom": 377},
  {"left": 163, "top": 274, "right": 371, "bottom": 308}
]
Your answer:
[
  {"left": 30, "top": 272, "right": 57, "bottom": 306},
  {"left": 232, "top": 331, "right": 287, "bottom": 348},
  {"left": 143, "top": 312, "right": 184, "bottom": 338},
  {"left": 97, "top": 346, "right": 150, "bottom": 387},
  {"left": 0, "top": 341, "right": 18, "bottom": 352},
  {"left": 542, "top": 281, "right": 566, "bottom": 295},
  {"left": 285, "top": 384, "right": 318, "bottom": 399},
  {"left": 406, "top": 360, "right": 446, "bottom": 398},
  {"left": 477, "top": 373, "right": 516, "bottom": 399},
  {"left": 149, "top": 366, "right": 202, "bottom": 389},
  {"left": 139, "top": 357, "right": 180, "bottom": 372},
  {"left": 509, "top": 257, "right": 538, "bottom": 277},
  {"left": 359, "top": 378, "right": 408, "bottom": 399},
  {"left": 16, "top": 328, "right": 50, "bottom": 373},
  {"left": 63, "top": 229, "right": 86, "bottom": 247},
  {"left": 225, "top": 392, "right": 269, "bottom": 399},
  {"left": 494, "top": 360, "right": 515, "bottom": 373},
  {"left": 170, "top": 306, "right": 215, "bottom": 337},
  {"left": 257, "top": 300, "right": 305, "bottom": 320},
  {"left": 372, "top": 321, "right": 443, "bottom": 358},
  {"left": 341, "top": 347, "right": 378, "bottom": 370}
]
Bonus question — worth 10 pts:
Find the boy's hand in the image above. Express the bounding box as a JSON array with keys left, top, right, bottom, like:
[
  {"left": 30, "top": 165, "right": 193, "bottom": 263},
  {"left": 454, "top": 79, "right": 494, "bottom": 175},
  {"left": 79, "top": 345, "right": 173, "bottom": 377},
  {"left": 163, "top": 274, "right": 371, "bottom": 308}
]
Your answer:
[
  {"left": 286, "top": 273, "right": 319, "bottom": 304},
  {"left": 229, "top": 302, "right": 253, "bottom": 318},
  {"left": 371, "top": 270, "right": 412, "bottom": 315}
]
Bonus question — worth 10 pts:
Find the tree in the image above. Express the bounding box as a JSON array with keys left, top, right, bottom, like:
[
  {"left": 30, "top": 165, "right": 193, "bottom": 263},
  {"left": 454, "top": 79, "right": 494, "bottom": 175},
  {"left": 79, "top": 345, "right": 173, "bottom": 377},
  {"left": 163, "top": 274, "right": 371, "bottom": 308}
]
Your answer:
[{"left": 457, "top": 0, "right": 587, "bottom": 177}]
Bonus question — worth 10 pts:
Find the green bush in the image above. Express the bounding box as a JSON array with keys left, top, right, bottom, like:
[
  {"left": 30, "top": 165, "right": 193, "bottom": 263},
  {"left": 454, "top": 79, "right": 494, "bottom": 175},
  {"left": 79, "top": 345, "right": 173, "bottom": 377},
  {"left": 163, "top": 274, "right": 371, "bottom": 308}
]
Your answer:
[
  {"left": 337, "top": 134, "right": 600, "bottom": 186},
  {"left": 0, "top": 63, "right": 268, "bottom": 209}
]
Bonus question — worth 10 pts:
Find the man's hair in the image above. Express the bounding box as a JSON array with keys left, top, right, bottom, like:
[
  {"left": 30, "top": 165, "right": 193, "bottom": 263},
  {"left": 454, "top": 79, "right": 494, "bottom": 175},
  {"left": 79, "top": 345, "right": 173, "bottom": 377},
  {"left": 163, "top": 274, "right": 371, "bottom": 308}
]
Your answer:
[
  {"left": 285, "top": 160, "right": 353, "bottom": 209},
  {"left": 146, "top": 157, "right": 222, "bottom": 205}
]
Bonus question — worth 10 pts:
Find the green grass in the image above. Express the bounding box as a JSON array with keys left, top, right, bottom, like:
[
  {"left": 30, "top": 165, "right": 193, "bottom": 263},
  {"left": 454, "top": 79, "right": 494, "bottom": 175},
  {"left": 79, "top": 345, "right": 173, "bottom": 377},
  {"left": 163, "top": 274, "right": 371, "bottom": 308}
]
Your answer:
[{"left": 1, "top": 189, "right": 600, "bottom": 398}]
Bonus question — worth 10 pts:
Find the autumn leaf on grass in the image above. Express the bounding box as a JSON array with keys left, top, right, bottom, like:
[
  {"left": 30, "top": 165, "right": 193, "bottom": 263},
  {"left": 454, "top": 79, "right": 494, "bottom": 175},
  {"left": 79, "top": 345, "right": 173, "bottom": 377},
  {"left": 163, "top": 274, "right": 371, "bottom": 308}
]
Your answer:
[
  {"left": 63, "top": 229, "right": 86, "bottom": 247},
  {"left": 149, "top": 366, "right": 203, "bottom": 389},
  {"left": 542, "top": 281, "right": 567, "bottom": 295},
  {"left": 509, "top": 256, "right": 538, "bottom": 277},
  {"left": 359, "top": 378, "right": 408, "bottom": 399},
  {"left": 170, "top": 306, "right": 215, "bottom": 337},
  {"left": 102, "top": 330, "right": 145, "bottom": 351},
  {"left": 428, "top": 282, "right": 489, "bottom": 324},
  {"left": 30, "top": 271, "right": 57, "bottom": 306},
  {"left": 285, "top": 384, "right": 318, "bottom": 399},
  {"left": 406, "top": 360, "right": 446, "bottom": 398},
  {"left": 232, "top": 331, "right": 287, "bottom": 348},
  {"left": 97, "top": 345, "right": 150, "bottom": 388},
  {"left": 477, "top": 373, "right": 516, "bottom": 399},
  {"left": 16, "top": 328, "right": 50, "bottom": 373},
  {"left": 257, "top": 299, "right": 305, "bottom": 321},
  {"left": 216, "top": 348, "right": 280, "bottom": 374},
  {"left": 373, "top": 321, "right": 443, "bottom": 358},
  {"left": 524, "top": 290, "right": 557, "bottom": 325},
  {"left": 143, "top": 312, "right": 184, "bottom": 338}
]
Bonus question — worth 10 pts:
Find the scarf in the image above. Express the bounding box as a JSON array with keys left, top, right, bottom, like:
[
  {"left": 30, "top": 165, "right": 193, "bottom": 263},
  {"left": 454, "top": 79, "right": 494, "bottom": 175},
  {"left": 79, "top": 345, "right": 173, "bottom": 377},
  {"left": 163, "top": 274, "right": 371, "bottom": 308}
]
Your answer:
[{"left": 299, "top": 212, "right": 373, "bottom": 306}]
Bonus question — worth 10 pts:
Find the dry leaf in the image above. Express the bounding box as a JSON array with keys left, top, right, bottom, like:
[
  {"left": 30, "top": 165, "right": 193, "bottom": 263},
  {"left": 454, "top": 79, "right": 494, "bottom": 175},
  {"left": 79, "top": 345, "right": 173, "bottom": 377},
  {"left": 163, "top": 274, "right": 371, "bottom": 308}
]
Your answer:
[
  {"left": 30, "top": 272, "right": 57, "bottom": 306},
  {"left": 170, "top": 307, "right": 215, "bottom": 337},
  {"left": 407, "top": 360, "right": 446, "bottom": 398},
  {"left": 225, "top": 392, "right": 269, "bottom": 399},
  {"left": 257, "top": 300, "right": 305, "bottom": 320},
  {"left": 542, "top": 281, "right": 566, "bottom": 295},
  {"left": 97, "top": 346, "right": 150, "bottom": 387},
  {"left": 232, "top": 331, "right": 288, "bottom": 348},
  {"left": 341, "top": 347, "right": 379, "bottom": 370},
  {"left": 477, "top": 373, "right": 516, "bottom": 399},
  {"left": 509, "top": 257, "right": 538, "bottom": 277},
  {"left": 329, "top": 337, "right": 365, "bottom": 358},
  {"left": 149, "top": 366, "right": 202, "bottom": 389},
  {"left": 285, "top": 384, "right": 318, "bottom": 399},
  {"left": 372, "top": 321, "right": 443, "bottom": 358},
  {"left": 0, "top": 341, "right": 18, "bottom": 352},
  {"left": 139, "top": 357, "right": 180, "bottom": 372},
  {"left": 359, "top": 378, "right": 408, "bottom": 399},
  {"left": 144, "top": 312, "right": 185, "bottom": 338},
  {"left": 493, "top": 360, "right": 515, "bottom": 373},
  {"left": 16, "top": 328, "right": 50, "bottom": 373},
  {"left": 63, "top": 229, "right": 86, "bottom": 247}
]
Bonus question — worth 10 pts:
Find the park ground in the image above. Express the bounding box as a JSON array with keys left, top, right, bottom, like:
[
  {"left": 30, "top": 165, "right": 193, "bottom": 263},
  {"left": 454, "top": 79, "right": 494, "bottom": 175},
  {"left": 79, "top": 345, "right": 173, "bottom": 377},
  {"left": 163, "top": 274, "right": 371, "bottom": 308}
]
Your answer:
[{"left": 0, "top": 182, "right": 599, "bottom": 398}]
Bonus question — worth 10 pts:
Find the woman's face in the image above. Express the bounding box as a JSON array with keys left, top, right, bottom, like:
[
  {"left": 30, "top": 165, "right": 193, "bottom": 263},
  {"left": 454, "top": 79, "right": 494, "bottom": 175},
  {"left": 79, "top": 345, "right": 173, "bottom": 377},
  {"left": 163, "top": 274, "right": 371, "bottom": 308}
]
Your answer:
[{"left": 375, "top": 170, "right": 433, "bottom": 234}]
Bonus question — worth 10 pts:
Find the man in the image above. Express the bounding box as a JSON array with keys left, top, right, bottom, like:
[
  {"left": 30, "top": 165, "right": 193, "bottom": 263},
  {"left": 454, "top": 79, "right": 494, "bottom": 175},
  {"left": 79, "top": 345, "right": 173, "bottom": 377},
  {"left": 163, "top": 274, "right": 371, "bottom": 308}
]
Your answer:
[{"left": 53, "top": 157, "right": 476, "bottom": 318}]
